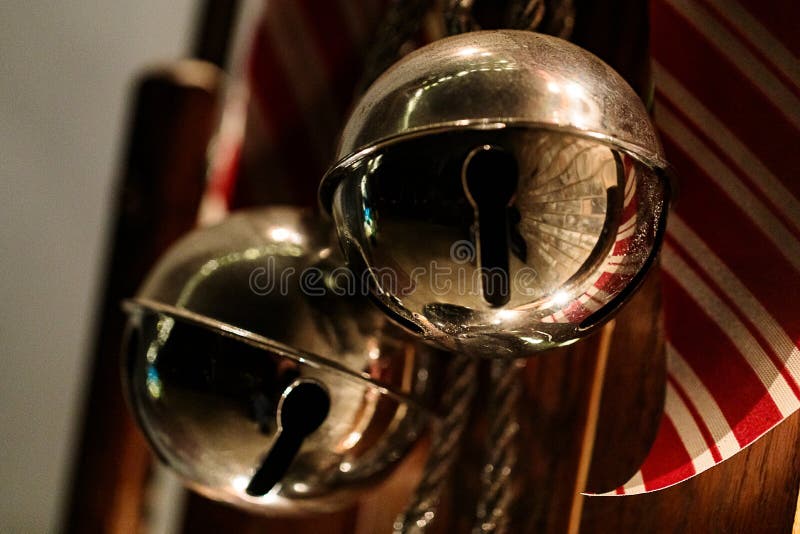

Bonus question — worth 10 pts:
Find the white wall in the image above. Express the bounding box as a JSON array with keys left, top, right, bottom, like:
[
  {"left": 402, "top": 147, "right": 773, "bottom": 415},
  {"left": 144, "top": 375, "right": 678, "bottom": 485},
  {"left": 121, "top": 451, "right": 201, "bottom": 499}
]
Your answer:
[{"left": 0, "top": 2, "right": 196, "bottom": 531}]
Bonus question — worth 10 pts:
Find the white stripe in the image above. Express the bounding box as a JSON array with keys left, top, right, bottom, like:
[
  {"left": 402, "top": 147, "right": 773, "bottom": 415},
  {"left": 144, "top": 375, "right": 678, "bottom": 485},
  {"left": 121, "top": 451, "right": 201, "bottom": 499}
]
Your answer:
[
  {"left": 663, "top": 246, "right": 800, "bottom": 417},
  {"left": 668, "top": 216, "right": 800, "bottom": 385},
  {"left": 624, "top": 173, "right": 637, "bottom": 206},
  {"left": 584, "top": 286, "right": 611, "bottom": 303},
  {"left": 577, "top": 293, "right": 603, "bottom": 312},
  {"left": 226, "top": 0, "right": 268, "bottom": 75},
  {"left": 605, "top": 255, "right": 643, "bottom": 268},
  {"left": 656, "top": 105, "right": 800, "bottom": 274},
  {"left": 702, "top": 0, "right": 800, "bottom": 89},
  {"left": 666, "top": 343, "right": 740, "bottom": 458},
  {"left": 665, "top": 0, "right": 800, "bottom": 129},
  {"left": 619, "top": 214, "right": 636, "bottom": 233},
  {"left": 654, "top": 64, "right": 800, "bottom": 232},
  {"left": 664, "top": 382, "right": 717, "bottom": 472},
  {"left": 263, "top": 2, "right": 340, "bottom": 166},
  {"left": 624, "top": 167, "right": 635, "bottom": 197},
  {"left": 616, "top": 224, "right": 636, "bottom": 240},
  {"left": 622, "top": 470, "right": 646, "bottom": 494},
  {"left": 595, "top": 470, "right": 645, "bottom": 496},
  {"left": 602, "top": 263, "right": 639, "bottom": 275},
  {"left": 612, "top": 255, "right": 647, "bottom": 264}
]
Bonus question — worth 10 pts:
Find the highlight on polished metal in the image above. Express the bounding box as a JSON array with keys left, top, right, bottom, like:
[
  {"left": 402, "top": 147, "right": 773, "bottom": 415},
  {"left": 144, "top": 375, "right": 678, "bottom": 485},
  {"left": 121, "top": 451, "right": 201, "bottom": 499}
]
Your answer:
[
  {"left": 121, "top": 207, "right": 441, "bottom": 514},
  {"left": 320, "top": 30, "right": 671, "bottom": 358}
]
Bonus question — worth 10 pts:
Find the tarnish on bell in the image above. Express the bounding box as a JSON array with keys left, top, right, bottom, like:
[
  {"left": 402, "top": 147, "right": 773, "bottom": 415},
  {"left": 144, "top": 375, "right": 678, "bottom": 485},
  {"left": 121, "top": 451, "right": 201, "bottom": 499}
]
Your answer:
[
  {"left": 122, "top": 207, "right": 442, "bottom": 514},
  {"left": 320, "top": 30, "right": 671, "bottom": 358}
]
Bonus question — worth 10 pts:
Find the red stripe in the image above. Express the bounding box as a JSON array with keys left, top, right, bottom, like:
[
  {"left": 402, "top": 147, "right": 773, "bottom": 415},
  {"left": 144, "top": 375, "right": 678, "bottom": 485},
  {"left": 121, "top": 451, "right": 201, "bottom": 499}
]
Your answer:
[
  {"left": 666, "top": 235, "right": 800, "bottom": 398},
  {"left": 295, "top": 0, "right": 361, "bottom": 111},
  {"left": 593, "top": 270, "right": 633, "bottom": 296},
  {"left": 566, "top": 301, "right": 592, "bottom": 322},
  {"left": 656, "top": 94, "right": 800, "bottom": 236},
  {"left": 662, "top": 273, "right": 783, "bottom": 446},
  {"left": 640, "top": 415, "right": 696, "bottom": 491},
  {"left": 667, "top": 373, "right": 724, "bottom": 462},
  {"left": 729, "top": 0, "right": 800, "bottom": 57},
  {"left": 651, "top": 2, "right": 800, "bottom": 188},
  {"left": 593, "top": 271, "right": 615, "bottom": 289},
  {"left": 246, "top": 19, "right": 324, "bottom": 206},
  {"left": 611, "top": 236, "right": 634, "bottom": 257},
  {"left": 248, "top": 20, "right": 302, "bottom": 152},
  {"left": 661, "top": 136, "right": 800, "bottom": 345}
]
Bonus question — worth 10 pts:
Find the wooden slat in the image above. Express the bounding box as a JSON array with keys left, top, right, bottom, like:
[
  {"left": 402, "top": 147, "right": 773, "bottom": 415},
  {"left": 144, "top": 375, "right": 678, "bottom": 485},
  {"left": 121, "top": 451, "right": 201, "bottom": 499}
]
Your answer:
[{"left": 63, "top": 62, "right": 222, "bottom": 534}]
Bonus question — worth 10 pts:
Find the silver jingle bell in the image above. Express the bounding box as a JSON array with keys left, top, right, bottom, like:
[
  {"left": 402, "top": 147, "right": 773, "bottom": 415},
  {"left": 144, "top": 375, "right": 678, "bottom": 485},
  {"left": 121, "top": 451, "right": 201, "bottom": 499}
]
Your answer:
[
  {"left": 320, "top": 30, "right": 670, "bottom": 358},
  {"left": 122, "top": 206, "right": 442, "bottom": 514}
]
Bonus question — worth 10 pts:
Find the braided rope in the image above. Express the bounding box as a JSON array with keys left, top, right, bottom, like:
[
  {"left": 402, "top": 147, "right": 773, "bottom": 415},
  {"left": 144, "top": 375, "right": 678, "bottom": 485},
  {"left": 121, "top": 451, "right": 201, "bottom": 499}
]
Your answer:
[
  {"left": 445, "top": 0, "right": 566, "bottom": 35},
  {"left": 507, "top": 0, "right": 546, "bottom": 31},
  {"left": 471, "top": 360, "right": 524, "bottom": 534},
  {"left": 394, "top": 355, "right": 478, "bottom": 534}
]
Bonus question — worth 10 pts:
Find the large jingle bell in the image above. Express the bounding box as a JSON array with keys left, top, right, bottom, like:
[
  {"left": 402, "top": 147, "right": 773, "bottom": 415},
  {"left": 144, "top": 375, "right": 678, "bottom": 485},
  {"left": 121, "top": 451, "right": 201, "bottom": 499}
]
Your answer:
[
  {"left": 122, "top": 207, "right": 441, "bottom": 514},
  {"left": 320, "top": 30, "right": 671, "bottom": 358}
]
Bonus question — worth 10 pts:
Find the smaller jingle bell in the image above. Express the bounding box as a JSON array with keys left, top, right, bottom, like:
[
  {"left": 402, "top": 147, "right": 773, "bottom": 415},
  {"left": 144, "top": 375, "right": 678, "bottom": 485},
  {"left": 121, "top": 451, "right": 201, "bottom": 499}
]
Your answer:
[
  {"left": 122, "top": 207, "right": 441, "bottom": 514},
  {"left": 320, "top": 30, "right": 671, "bottom": 358}
]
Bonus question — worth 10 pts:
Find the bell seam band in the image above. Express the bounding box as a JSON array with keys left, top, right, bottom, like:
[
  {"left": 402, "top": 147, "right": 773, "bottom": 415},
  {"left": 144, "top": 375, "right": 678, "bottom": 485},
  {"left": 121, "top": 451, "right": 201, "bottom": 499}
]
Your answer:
[
  {"left": 122, "top": 297, "right": 441, "bottom": 417},
  {"left": 319, "top": 120, "right": 670, "bottom": 214}
]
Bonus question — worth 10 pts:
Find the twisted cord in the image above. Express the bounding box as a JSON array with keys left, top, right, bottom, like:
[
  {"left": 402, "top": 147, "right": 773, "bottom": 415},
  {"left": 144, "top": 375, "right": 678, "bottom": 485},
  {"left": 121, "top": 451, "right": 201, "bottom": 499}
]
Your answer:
[
  {"left": 506, "top": 0, "right": 546, "bottom": 31},
  {"left": 471, "top": 360, "right": 524, "bottom": 534},
  {"left": 394, "top": 355, "right": 478, "bottom": 534},
  {"left": 540, "top": 0, "right": 575, "bottom": 39},
  {"left": 445, "top": 0, "right": 564, "bottom": 34}
]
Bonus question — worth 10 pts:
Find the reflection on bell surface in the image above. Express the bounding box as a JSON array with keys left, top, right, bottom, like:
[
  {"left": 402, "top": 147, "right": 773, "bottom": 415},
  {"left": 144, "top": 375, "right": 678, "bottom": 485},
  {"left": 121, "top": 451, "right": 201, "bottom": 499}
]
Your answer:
[
  {"left": 320, "top": 30, "right": 671, "bottom": 358},
  {"left": 121, "top": 206, "right": 442, "bottom": 514}
]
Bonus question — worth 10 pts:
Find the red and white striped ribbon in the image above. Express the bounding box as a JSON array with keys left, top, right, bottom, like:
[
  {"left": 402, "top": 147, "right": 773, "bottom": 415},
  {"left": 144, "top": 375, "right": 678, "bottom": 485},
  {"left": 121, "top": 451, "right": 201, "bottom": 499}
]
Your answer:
[{"left": 602, "top": 0, "right": 800, "bottom": 495}]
